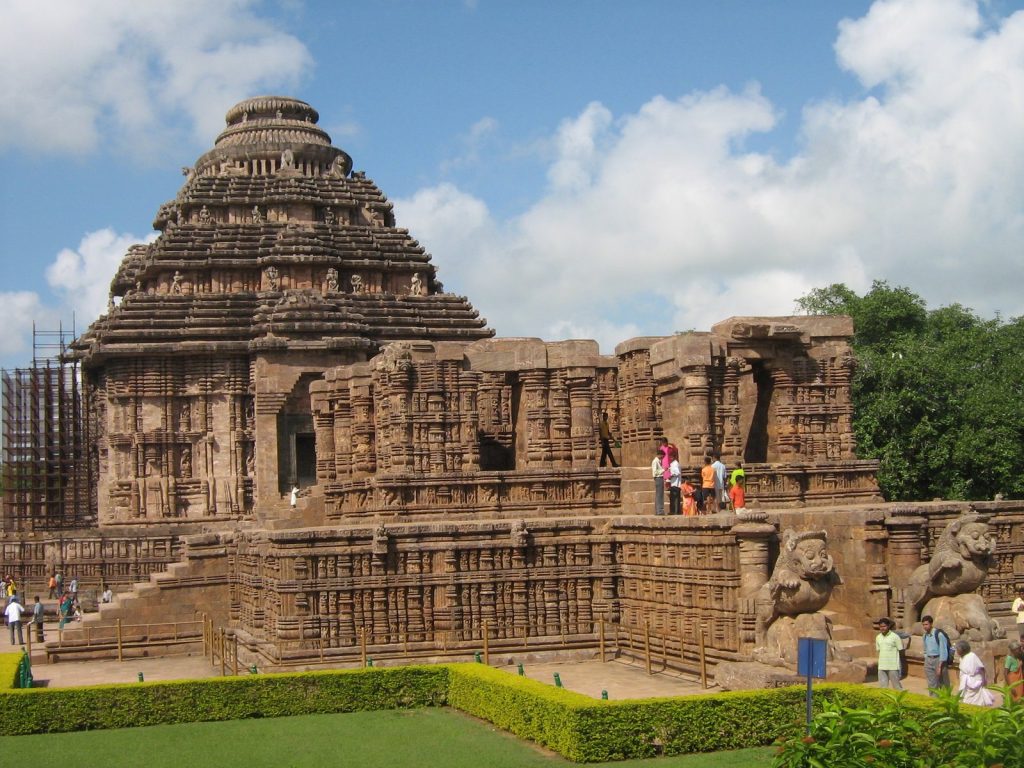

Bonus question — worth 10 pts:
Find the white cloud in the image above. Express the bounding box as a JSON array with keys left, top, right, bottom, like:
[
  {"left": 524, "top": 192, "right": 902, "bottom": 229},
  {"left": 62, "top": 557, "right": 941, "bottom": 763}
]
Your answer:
[
  {"left": 395, "top": 0, "right": 1024, "bottom": 350},
  {"left": 441, "top": 117, "right": 500, "bottom": 173},
  {"left": 46, "top": 228, "right": 157, "bottom": 328},
  {"left": 0, "top": 0, "right": 311, "bottom": 156},
  {"left": 0, "top": 292, "right": 56, "bottom": 361}
]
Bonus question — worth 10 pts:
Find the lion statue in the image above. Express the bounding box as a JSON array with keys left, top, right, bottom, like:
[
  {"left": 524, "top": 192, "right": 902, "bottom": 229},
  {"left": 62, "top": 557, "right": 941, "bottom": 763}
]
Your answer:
[
  {"left": 752, "top": 530, "right": 860, "bottom": 676},
  {"left": 902, "top": 513, "right": 1003, "bottom": 640}
]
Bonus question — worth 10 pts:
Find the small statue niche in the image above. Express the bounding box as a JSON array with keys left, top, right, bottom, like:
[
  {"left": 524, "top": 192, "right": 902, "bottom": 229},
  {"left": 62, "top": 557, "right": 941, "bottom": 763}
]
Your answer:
[
  {"left": 325, "top": 267, "right": 339, "bottom": 294},
  {"left": 264, "top": 266, "right": 280, "bottom": 291},
  {"left": 252, "top": 206, "right": 264, "bottom": 225},
  {"left": 410, "top": 272, "right": 424, "bottom": 296},
  {"left": 324, "top": 207, "right": 336, "bottom": 226},
  {"left": 170, "top": 271, "right": 183, "bottom": 294},
  {"left": 180, "top": 447, "right": 192, "bottom": 478},
  {"left": 350, "top": 274, "right": 364, "bottom": 294},
  {"left": 198, "top": 205, "right": 213, "bottom": 224}
]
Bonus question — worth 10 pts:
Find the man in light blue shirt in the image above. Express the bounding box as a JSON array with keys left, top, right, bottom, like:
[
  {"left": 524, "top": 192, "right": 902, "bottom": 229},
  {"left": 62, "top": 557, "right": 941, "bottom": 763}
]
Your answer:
[{"left": 921, "top": 614, "right": 950, "bottom": 694}]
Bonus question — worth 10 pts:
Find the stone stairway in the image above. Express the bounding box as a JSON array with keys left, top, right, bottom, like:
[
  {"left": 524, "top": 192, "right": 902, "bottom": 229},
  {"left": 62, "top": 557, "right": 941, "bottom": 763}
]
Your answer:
[
  {"left": 821, "top": 609, "right": 876, "bottom": 669},
  {"left": 46, "top": 543, "right": 230, "bottom": 661},
  {"left": 620, "top": 466, "right": 656, "bottom": 516}
]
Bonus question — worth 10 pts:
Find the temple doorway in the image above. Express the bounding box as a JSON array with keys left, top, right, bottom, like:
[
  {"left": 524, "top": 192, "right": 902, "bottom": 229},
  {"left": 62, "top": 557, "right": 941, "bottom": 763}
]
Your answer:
[{"left": 744, "top": 361, "right": 773, "bottom": 463}]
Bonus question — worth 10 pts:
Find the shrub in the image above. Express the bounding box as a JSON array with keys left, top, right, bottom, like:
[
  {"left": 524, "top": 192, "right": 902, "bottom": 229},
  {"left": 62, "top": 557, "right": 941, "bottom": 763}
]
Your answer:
[
  {"left": 0, "top": 665, "right": 448, "bottom": 736},
  {"left": 771, "top": 686, "right": 1024, "bottom": 768},
  {"left": 0, "top": 653, "right": 21, "bottom": 690}
]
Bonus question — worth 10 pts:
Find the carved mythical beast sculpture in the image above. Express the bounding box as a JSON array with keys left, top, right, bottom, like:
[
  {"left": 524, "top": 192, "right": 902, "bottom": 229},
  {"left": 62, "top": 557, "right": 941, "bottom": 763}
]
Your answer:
[
  {"left": 752, "top": 529, "right": 857, "bottom": 671},
  {"left": 903, "top": 513, "right": 1003, "bottom": 640}
]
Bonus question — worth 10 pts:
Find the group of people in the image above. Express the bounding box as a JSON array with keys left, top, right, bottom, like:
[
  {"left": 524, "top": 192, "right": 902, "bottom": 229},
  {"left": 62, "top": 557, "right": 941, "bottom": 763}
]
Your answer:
[
  {"left": 1, "top": 572, "right": 115, "bottom": 645},
  {"left": 875, "top": 601, "right": 1024, "bottom": 705},
  {"left": 651, "top": 438, "right": 746, "bottom": 516}
]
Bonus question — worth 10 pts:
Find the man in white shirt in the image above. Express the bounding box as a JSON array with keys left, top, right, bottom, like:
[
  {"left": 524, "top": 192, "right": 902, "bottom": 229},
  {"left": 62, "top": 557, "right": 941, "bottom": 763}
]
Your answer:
[
  {"left": 711, "top": 455, "right": 727, "bottom": 509},
  {"left": 4, "top": 599, "right": 25, "bottom": 645},
  {"left": 1012, "top": 586, "right": 1024, "bottom": 641},
  {"left": 651, "top": 450, "right": 665, "bottom": 516}
]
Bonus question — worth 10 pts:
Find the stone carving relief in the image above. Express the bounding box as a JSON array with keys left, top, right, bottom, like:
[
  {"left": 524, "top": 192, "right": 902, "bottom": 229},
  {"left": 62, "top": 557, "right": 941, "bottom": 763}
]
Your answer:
[
  {"left": 170, "top": 271, "right": 183, "bottom": 294},
  {"left": 410, "top": 273, "right": 423, "bottom": 296},
  {"left": 280, "top": 148, "right": 295, "bottom": 170},
  {"left": 324, "top": 207, "right": 336, "bottom": 226},
  {"left": 264, "top": 266, "right": 280, "bottom": 291},
  {"left": 198, "top": 205, "right": 213, "bottom": 224},
  {"left": 350, "top": 274, "right": 364, "bottom": 294},
  {"left": 903, "top": 513, "right": 1004, "bottom": 640},
  {"left": 325, "top": 268, "right": 339, "bottom": 294},
  {"left": 750, "top": 529, "right": 863, "bottom": 679},
  {"left": 252, "top": 206, "right": 264, "bottom": 225}
]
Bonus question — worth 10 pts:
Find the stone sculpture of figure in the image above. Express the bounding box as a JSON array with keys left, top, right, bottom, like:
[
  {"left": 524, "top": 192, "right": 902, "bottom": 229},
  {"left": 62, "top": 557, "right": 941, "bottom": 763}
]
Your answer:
[
  {"left": 170, "top": 271, "right": 183, "bottom": 294},
  {"left": 410, "top": 272, "right": 423, "bottom": 296},
  {"left": 137, "top": 458, "right": 169, "bottom": 518},
  {"left": 245, "top": 446, "right": 255, "bottom": 476},
  {"left": 280, "top": 148, "right": 295, "bottom": 170},
  {"left": 350, "top": 274, "right": 364, "bottom": 294},
  {"left": 180, "top": 447, "right": 192, "bottom": 478},
  {"left": 510, "top": 520, "right": 529, "bottom": 548},
  {"left": 198, "top": 205, "right": 213, "bottom": 224},
  {"left": 264, "top": 266, "right": 280, "bottom": 291},
  {"left": 324, "top": 207, "right": 336, "bottom": 226},
  {"left": 903, "top": 513, "right": 1004, "bottom": 640},
  {"left": 179, "top": 400, "right": 191, "bottom": 431},
  {"left": 325, "top": 268, "right": 339, "bottom": 293},
  {"left": 751, "top": 529, "right": 860, "bottom": 677},
  {"left": 372, "top": 524, "right": 389, "bottom": 557},
  {"left": 107, "top": 297, "right": 115, "bottom": 314},
  {"left": 252, "top": 206, "right": 264, "bottom": 225}
]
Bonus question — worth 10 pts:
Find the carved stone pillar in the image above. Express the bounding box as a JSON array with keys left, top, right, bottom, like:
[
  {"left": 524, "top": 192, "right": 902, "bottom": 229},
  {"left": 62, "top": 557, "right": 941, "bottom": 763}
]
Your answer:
[
  {"left": 884, "top": 506, "right": 927, "bottom": 628},
  {"left": 730, "top": 514, "right": 778, "bottom": 596}
]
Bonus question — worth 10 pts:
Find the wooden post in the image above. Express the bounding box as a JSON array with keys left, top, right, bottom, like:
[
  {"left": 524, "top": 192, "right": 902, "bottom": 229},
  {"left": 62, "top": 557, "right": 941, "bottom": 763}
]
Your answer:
[
  {"left": 644, "top": 621, "right": 652, "bottom": 675},
  {"left": 26, "top": 633, "right": 31, "bottom": 659},
  {"left": 698, "top": 630, "right": 708, "bottom": 689},
  {"left": 483, "top": 620, "right": 490, "bottom": 665},
  {"left": 660, "top": 630, "right": 668, "bottom": 669},
  {"left": 233, "top": 634, "right": 239, "bottom": 676},
  {"left": 359, "top": 626, "right": 367, "bottom": 668},
  {"left": 219, "top": 628, "right": 226, "bottom": 676},
  {"left": 116, "top": 619, "right": 123, "bottom": 662},
  {"left": 202, "top": 613, "right": 207, "bottom": 658},
  {"left": 598, "top": 617, "right": 605, "bottom": 663}
]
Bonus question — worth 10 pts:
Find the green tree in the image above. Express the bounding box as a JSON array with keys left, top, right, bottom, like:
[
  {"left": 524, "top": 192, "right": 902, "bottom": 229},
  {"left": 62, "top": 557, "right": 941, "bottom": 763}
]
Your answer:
[{"left": 798, "top": 282, "right": 1024, "bottom": 501}]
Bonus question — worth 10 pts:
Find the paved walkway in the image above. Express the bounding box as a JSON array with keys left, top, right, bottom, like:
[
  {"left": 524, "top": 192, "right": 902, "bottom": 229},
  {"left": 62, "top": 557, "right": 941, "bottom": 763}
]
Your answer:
[{"left": 30, "top": 651, "right": 946, "bottom": 701}]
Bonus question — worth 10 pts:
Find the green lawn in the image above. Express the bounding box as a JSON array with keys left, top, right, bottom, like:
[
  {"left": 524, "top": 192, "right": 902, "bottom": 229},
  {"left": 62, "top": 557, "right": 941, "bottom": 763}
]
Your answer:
[{"left": 1, "top": 707, "right": 773, "bottom": 768}]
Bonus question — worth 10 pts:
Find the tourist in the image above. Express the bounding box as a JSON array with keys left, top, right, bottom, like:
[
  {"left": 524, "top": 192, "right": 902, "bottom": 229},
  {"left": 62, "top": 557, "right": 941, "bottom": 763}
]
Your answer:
[
  {"left": 667, "top": 448, "right": 682, "bottom": 516},
  {"left": 31, "top": 595, "right": 44, "bottom": 642},
  {"left": 4, "top": 597, "right": 25, "bottom": 645},
  {"left": 101, "top": 585, "right": 113, "bottom": 603},
  {"left": 1012, "top": 586, "right": 1024, "bottom": 641},
  {"left": 47, "top": 572, "right": 57, "bottom": 599},
  {"left": 598, "top": 411, "right": 618, "bottom": 468},
  {"left": 729, "top": 464, "right": 745, "bottom": 492},
  {"left": 875, "top": 618, "right": 903, "bottom": 690},
  {"left": 920, "top": 615, "right": 951, "bottom": 694},
  {"left": 1000, "top": 640, "right": 1023, "bottom": 702},
  {"left": 57, "top": 591, "right": 74, "bottom": 630},
  {"left": 711, "top": 454, "right": 727, "bottom": 511},
  {"left": 729, "top": 473, "right": 747, "bottom": 514},
  {"left": 290, "top": 486, "right": 299, "bottom": 507},
  {"left": 955, "top": 639, "right": 995, "bottom": 706},
  {"left": 700, "top": 456, "right": 718, "bottom": 513},
  {"left": 54, "top": 571, "right": 64, "bottom": 596},
  {"left": 69, "top": 576, "right": 78, "bottom": 596},
  {"left": 681, "top": 478, "right": 698, "bottom": 516},
  {"left": 651, "top": 448, "right": 665, "bottom": 516}
]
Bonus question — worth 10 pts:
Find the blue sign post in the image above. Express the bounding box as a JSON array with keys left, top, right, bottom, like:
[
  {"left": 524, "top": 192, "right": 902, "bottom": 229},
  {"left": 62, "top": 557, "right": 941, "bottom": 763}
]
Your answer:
[{"left": 797, "top": 637, "right": 827, "bottom": 735}]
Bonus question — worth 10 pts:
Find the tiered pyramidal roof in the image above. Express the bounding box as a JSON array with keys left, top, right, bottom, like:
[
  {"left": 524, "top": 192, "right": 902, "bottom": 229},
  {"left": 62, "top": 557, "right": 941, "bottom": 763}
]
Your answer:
[{"left": 74, "top": 96, "right": 492, "bottom": 364}]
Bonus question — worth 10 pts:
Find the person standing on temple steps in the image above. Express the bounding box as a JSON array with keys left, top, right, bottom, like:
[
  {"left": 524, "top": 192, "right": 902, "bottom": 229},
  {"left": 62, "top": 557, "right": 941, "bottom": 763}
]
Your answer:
[
  {"left": 598, "top": 412, "right": 618, "bottom": 468},
  {"left": 651, "top": 447, "right": 665, "bottom": 515}
]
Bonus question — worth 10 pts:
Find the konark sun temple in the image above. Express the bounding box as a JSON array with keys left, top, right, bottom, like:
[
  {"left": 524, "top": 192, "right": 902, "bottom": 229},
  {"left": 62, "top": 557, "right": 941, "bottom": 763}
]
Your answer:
[{"left": 2, "top": 97, "right": 1020, "bottom": 687}]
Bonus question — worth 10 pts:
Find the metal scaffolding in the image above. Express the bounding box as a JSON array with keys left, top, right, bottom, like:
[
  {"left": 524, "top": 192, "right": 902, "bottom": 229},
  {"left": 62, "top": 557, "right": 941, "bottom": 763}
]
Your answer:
[{"left": 1, "top": 323, "right": 96, "bottom": 532}]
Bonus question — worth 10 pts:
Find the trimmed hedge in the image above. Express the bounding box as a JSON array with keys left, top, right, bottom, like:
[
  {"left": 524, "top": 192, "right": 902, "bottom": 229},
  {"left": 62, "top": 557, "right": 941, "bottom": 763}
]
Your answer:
[
  {"left": 0, "top": 665, "right": 448, "bottom": 736},
  {"left": 0, "top": 653, "right": 21, "bottom": 690},
  {"left": 0, "top": 660, "right": 950, "bottom": 763},
  {"left": 446, "top": 666, "right": 940, "bottom": 763}
]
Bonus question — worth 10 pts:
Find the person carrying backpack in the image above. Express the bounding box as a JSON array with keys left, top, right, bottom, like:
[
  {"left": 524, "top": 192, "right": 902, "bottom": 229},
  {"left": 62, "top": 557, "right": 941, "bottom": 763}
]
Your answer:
[{"left": 921, "top": 614, "right": 951, "bottom": 693}]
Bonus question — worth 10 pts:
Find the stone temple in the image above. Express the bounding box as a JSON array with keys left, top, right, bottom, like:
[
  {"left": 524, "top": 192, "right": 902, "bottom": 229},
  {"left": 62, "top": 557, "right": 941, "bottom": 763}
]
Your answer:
[{"left": 2, "top": 97, "right": 1021, "bottom": 680}]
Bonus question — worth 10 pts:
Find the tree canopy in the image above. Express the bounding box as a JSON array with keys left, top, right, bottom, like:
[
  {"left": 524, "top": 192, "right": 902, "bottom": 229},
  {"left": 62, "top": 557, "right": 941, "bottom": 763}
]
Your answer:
[{"left": 797, "top": 281, "right": 1024, "bottom": 501}]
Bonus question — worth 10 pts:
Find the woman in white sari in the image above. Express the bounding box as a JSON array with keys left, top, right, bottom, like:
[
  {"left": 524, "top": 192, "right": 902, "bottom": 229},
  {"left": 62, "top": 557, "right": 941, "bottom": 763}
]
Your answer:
[{"left": 955, "top": 639, "right": 996, "bottom": 706}]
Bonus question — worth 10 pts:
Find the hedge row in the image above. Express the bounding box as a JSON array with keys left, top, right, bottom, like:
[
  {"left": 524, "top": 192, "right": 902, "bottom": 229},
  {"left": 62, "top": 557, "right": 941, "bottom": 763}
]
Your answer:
[
  {"left": 0, "top": 653, "right": 21, "bottom": 691},
  {"left": 0, "top": 665, "right": 448, "bottom": 736},
  {"left": 0, "top": 660, "right": 944, "bottom": 763},
  {"left": 447, "top": 665, "right": 940, "bottom": 762}
]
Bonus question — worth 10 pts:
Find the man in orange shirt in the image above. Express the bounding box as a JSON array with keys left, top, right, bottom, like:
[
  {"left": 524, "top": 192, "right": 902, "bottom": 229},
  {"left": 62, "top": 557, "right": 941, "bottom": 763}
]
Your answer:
[{"left": 700, "top": 456, "right": 718, "bottom": 513}]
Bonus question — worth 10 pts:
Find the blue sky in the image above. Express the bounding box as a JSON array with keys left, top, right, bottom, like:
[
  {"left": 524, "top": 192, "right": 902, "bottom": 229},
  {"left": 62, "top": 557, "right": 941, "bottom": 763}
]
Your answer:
[{"left": 2, "top": 0, "right": 1023, "bottom": 366}]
